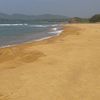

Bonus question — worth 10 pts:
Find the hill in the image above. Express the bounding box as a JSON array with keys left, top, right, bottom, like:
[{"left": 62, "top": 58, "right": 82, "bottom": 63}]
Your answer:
[
  {"left": 0, "top": 13, "right": 68, "bottom": 24},
  {"left": 68, "top": 17, "right": 89, "bottom": 23},
  {"left": 90, "top": 14, "right": 100, "bottom": 23}
]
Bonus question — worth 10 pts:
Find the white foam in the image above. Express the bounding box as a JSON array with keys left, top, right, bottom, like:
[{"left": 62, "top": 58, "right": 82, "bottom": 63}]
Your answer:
[
  {"left": 48, "top": 30, "right": 63, "bottom": 35},
  {"left": 29, "top": 25, "right": 50, "bottom": 28},
  {"left": 34, "top": 36, "right": 54, "bottom": 42},
  {"left": 52, "top": 28, "right": 58, "bottom": 31},
  {"left": 51, "top": 24, "right": 58, "bottom": 27},
  {"left": 0, "top": 44, "right": 16, "bottom": 49},
  {"left": 0, "top": 24, "right": 60, "bottom": 28},
  {"left": 0, "top": 24, "right": 28, "bottom": 27},
  {"left": 29, "top": 24, "right": 59, "bottom": 28},
  {"left": 48, "top": 26, "right": 63, "bottom": 35}
]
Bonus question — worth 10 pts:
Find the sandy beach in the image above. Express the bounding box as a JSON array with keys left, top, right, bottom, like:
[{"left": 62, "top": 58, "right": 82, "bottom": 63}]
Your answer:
[{"left": 0, "top": 24, "right": 100, "bottom": 100}]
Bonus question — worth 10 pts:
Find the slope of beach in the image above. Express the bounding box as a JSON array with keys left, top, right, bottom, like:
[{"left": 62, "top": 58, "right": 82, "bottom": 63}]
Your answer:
[{"left": 0, "top": 24, "right": 100, "bottom": 100}]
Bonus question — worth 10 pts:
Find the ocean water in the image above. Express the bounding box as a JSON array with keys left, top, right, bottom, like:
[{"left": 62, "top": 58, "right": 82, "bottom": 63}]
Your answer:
[{"left": 0, "top": 22, "right": 63, "bottom": 47}]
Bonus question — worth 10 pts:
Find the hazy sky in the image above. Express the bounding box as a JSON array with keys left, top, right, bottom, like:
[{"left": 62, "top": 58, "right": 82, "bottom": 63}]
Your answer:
[{"left": 0, "top": 0, "right": 100, "bottom": 17}]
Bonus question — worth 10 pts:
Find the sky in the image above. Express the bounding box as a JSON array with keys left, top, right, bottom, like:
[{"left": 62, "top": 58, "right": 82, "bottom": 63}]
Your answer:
[{"left": 0, "top": 0, "right": 100, "bottom": 17}]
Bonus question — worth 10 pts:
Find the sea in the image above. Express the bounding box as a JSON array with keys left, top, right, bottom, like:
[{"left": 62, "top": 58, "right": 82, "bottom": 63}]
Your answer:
[{"left": 0, "top": 22, "right": 64, "bottom": 47}]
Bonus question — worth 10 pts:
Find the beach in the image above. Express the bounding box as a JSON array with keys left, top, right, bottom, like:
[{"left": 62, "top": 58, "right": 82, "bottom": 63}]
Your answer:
[{"left": 0, "top": 24, "right": 100, "bottom": 100}]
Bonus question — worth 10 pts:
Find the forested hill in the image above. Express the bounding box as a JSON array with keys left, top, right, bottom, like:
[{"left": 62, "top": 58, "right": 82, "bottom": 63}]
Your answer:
[{"left": 0, "top": 13, "right": 68, "bottom": 23}]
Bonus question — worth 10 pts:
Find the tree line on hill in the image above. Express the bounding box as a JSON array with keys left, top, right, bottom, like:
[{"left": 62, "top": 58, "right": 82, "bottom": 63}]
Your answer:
[
  {"left": 89, "top": 14, "right": 100, "bottom": 23},
  {"left": 0, "top": 13, "right": 68, "bottom": 24},
  {"left": 68, "top": 17, "right": 89, "bottom": 23},
  {"left": 68, "top": 14, "right": 100, "bottom": 23}
]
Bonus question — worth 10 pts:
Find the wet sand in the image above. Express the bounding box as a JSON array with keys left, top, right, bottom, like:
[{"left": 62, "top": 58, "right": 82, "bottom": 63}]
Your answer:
[{"left": 0, "top": 24, "right": 100, "bottom": 100}]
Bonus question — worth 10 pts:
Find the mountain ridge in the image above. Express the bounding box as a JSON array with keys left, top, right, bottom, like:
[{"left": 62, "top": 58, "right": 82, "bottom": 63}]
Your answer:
[{"left": 0, "top": 13, "right": 68, "bottom": 20}]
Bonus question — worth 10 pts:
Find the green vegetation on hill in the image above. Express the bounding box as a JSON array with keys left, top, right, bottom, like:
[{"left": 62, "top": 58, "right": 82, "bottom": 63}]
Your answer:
[
  {"left": 0, "top": 13, "right": 68, "bottom": 24},
  {"left": 68, "top": 17, "right": 89, "bottom": 23},
  {"left": 90, "top": 14, "right": 100, "bottom": 23}
]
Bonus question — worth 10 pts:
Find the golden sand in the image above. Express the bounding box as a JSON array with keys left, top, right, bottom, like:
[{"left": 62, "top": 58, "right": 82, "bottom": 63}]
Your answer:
[{"left": 0, "top": 24, "right": 100, "bottom": 100}]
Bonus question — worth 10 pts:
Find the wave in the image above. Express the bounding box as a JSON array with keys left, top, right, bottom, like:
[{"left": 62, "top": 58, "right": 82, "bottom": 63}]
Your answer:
[
  {"left": 51, "top": 24, "right": 59, "bottom": 27},
  {"left": 48, "top": 30, "right": 63, "bottom": 35},
  {"left": 0, "top": 24, "right": 49, "bottom": 27},
  {"left": 48, "top": 27, "right": 63, "bottom": 35},
  {"left": 29, "top": 24, "right": 59, "bottom": 28},
  {"left": 52, "top": 28, "right": 58, "bottom": 31},
  {"left": 29, "top": 25, "right": 49, "bottom": 28},
  {"left": 0, "top": 24, "right": 28, "bottom": 27},
  {"left": 0, "top": 23, "right": 60, "bottom": 28}
]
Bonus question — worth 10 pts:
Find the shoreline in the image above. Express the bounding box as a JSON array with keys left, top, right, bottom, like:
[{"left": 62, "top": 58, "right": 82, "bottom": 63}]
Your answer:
[{"left": 0, "top": 24, "right": 64, "bottom": 49}]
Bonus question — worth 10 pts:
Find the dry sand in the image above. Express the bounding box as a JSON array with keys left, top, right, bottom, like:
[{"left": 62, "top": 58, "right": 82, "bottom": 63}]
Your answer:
[{"left": 0, "top": 24, "right": 100, "bottom": 100}]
